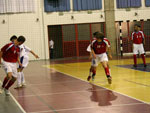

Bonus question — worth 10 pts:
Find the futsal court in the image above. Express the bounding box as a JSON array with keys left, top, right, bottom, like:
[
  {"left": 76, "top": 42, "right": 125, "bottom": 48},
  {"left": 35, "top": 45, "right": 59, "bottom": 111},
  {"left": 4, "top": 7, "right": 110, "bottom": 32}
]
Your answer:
[
  {"left": 1, "top": 0, "right": 150, "bottom": 113},
  {"left": 0, "top": 57, "right": 150, "bottom": 113}
]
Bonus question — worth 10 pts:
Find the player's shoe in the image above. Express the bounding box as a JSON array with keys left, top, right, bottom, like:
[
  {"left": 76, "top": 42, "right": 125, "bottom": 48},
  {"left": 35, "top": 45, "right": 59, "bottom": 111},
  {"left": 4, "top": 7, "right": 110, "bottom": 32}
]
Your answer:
[
  {"left": 0, "top": 87, "right": 4, "bottom": 94},
  {"left": 87, "top": 76, "right": 91, "bottom": 81},
  {"left": 107, "top": 76, "right": 112, "bottom": 84},
  {"left": 92, "top": 74, "right": 95, "bottom": 81},
  {"left": 144, "top": 64, "right": 147, "bottom": 67},
  {"left": 14, "top": 84, "right": 22, "bottom": 89},
  {"left": 4, "top": 88, "right": 10, "bottom": 96},
  {"left": 22, "top": 83, "right": 26, "bottom": 87},
  {"left": 133, "top": 64, "right": 137, "bottom": 68}
]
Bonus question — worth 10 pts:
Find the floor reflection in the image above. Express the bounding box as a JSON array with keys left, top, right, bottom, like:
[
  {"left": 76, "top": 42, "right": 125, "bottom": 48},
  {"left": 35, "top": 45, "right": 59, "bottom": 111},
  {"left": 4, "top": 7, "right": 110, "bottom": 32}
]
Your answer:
[{"left": 89, "top": 83, "right": 117, "bottom": 106}]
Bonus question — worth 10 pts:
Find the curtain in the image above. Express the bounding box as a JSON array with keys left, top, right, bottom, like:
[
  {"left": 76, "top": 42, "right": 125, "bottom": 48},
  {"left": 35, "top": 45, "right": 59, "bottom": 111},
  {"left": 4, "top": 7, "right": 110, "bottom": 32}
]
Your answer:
[{"left": 0, "top": 0, "right": 35, "bottom": 14}]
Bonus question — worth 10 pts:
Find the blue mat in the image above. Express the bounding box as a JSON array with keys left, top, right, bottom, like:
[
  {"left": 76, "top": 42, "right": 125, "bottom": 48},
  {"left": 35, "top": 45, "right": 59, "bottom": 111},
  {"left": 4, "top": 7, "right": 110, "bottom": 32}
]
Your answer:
[{"left": 116, "top": 63, "right": 150, "bottom": 72}]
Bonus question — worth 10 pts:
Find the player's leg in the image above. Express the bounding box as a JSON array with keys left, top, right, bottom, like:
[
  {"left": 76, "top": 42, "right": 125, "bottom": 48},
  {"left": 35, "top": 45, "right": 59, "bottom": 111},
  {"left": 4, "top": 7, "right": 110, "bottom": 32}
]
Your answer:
[
  {"left": 4, "top": 75, "right": 16, "bottom": 96},
  {"left": 21, "top": 71, "right": 26, "bottom": 87},
  {"left": 0, "top": 62, "right": 12, "bottom": 94},
  {"left": 92, "top": 66, "right": 97, "bottom": 81},
  {"left": 0, "top": 73, "right": 11, "bottom": 94},
  {"left": 87, "top": 58, "right": 98, "bottom": 81},
  {"left": 107, "top": 63, "right": 111, "bottom": 76},
  {"left": 100, "top": 53, "right": 111, "bottom": 84},
  {"left": 15, "top": 68, "right": 24, "bottom": 89},
  {"left": 141, "top": 54, "right": 147, "bottom": 67},
  {"left": 20, "top": 56, "right": 29, "bottom": 86},
  {"left": 4, "top": 64, "right": 17, "bottom": 95},
  {"left": 139, "top": 44, "right": 147, "bottom": 67},
  {"left": 133, "top": 44, "right": 138, "bottom": 67},
  {"left": 101, "top": 61, "right": 112, "bottom": 84},
  {"left": 87, "top": 66, "right": 92, "bottom": 81}
]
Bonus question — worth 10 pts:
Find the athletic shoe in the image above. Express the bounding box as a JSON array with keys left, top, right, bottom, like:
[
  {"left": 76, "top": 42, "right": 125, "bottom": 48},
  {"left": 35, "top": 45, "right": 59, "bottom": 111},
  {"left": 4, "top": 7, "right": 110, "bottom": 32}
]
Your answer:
[
  {"left": 14, "top": 84, "right": 22, "bottom": 89},
  {"left": 22, "top": 83, "right": 26, "bottom": 87},
  {"left": 4, "top": 88, "right": 10, "bottom": 96},
  {"left": 87, "top": 76, "right": 91, "bottom": 81},
  {"left": 144, "top": 64, "right": 147, "bottom": 67},
  {"left": 0, "top": 87, "right": 4, "bottom": 94},
  {"left": 92, "top": 74, "right": 95, "bottom": 81},
  {"left": 107, "top": 76, "right": 112, "bottom": 84},
  {"left": 133, "top": 64, "right": 137, "bottom": 68}
]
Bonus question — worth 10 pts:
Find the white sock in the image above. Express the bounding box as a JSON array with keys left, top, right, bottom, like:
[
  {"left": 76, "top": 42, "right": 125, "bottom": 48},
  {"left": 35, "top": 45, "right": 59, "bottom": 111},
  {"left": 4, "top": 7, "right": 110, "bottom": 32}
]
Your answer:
[
  {"left": 21, "top": 72, "right": 26, "bottom": 84},
  {"left": 89, "top": 70, "right": 92, "bottom": 76},
  {"left": 109, "top": 69, "right": 111, "bottom": 76},
  {"left": 17, "top": 72, "right": 22, "bottom": 85}
]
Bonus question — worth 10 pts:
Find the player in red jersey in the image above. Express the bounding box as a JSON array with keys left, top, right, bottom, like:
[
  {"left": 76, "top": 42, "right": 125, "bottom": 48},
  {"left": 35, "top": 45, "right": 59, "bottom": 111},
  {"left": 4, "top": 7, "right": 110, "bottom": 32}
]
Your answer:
[
  {"left": 131, "top": 24, "right": 147, "bottom": 67},
  {"left": 87, "top": 32, "right": 111, "bottom": 82},
  {"left": 0, "top": 36, "right": 25, "bottom": 95},
  {"left": 87, "top": 32, "right": 112, "bottom": 84}
]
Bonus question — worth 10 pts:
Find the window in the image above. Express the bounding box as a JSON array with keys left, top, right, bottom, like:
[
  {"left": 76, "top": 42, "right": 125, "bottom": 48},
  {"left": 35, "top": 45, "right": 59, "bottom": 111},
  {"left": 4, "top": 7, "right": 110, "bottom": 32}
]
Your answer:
[
  {"left": 145, "top": 0, "right": 150, "bottom": 7},
  {"left": 116, "top": 0, "right": 141, "bottom": 8},
  {"left": 44, "top": 0, "right": 70, "bottom": 12},
  {"left": 73, "top": 0, "right": 102, "bottom": 11}
]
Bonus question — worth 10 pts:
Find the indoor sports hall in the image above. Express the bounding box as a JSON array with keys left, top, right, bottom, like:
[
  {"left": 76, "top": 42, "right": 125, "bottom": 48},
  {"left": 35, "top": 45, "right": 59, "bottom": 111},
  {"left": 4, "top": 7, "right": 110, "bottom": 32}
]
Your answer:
[{"left": 0, "top": 0, "right": 150, "bottom": 113}]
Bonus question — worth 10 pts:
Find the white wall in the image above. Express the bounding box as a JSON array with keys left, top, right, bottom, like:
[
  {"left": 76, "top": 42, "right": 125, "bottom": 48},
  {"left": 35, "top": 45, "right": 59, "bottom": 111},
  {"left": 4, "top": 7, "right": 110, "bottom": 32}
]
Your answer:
[
  {"left": 0, "top": 0, "right": 47, "bottom": 60},
  {"left": 0, "top": 0, "right": 150, "bottom": 60},
  {"left": 114, "top": 0, "right": 150, "bottom": 21},
  {"left": 43, "top": 0, "right": 105, "bottom": 25}
]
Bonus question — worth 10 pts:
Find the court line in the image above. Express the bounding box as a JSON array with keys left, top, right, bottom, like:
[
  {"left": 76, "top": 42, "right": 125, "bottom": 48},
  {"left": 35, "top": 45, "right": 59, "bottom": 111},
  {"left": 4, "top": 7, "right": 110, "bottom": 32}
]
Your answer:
[
  {"left": 15, "top": 88, "right": 108, "bottom": 98},
  {"left": 49, "top": 67, "right": 149, "bottom": 104},
  {"left": 28, "top": 102, "right": 145, "bottom": 113},
  {"left": 26, "top": 85, "right": 58, "bottom": 113},
  {"left": 124, "top": 79, "right": 150, "bottom": 87},
  {"left": 0, "top": 81, "right": 26, "bottom": 113}
]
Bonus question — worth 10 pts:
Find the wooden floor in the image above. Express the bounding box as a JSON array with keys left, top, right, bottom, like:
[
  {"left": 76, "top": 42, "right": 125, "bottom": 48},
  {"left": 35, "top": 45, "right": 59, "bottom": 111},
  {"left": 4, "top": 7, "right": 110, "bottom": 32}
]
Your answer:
[{"left": 0, "top": 57, "right": 150, "bottom": 113}]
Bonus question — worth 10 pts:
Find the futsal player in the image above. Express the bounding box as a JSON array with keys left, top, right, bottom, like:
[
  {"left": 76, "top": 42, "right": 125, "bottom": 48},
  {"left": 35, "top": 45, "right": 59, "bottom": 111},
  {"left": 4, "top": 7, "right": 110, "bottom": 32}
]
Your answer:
[
  {"left": 131, "top": 24, "right": 147, "bottom": 67},
  {"left": 0, "top": 36, "right": 25, "bottom": 95},
  {"left": 87, "top": 32, "right": 111, "bottom": 82},
  {"left": 88, "top": 32, "right": 112, "bottom": 84},
  {"left": 15, "top": 44, "right": 39, "bottom": 89}
]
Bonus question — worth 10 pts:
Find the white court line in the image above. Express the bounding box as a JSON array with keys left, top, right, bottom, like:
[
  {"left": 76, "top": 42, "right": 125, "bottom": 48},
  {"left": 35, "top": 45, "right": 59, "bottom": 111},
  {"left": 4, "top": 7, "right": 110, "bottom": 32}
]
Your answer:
[
  {"left": 0, "top": 81, "right": 26, "bottom": 113},
  {"left": 15, "top": 88, "right": 107, "bottom": 98},
  {"left": 28, "top": 103, "right": 145, "bottom": 113},
  {"left": 49, "top": 67, "right": 149, "bottom": 104}
]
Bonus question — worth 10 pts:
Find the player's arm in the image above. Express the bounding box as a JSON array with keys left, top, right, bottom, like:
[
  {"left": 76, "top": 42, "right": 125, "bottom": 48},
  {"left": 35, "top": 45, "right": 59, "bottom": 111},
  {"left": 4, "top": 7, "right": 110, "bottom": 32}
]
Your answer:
[
  {"left": 25, "top": 45, "right": 39, "bottom": 59},
  {"left": 106, "top": 45, "right": 112, "bottom": 59},
  {"left": 91, "top": 49, "right": 96, "bottom": 59},
  {"left": 90, "top": 41, "right": 97, "bottom": 59},
  {"left": 141, "top": 31, "right": 145, "bottom": 45},
  {"left": 30, "top": 50, "right": 39, "bottom": 59},
  {"left": 17, "top": 56, "right": 22, "bottom": 67},
  {"left": 18, "top": 58, "right": 22, "bottom": 67}
]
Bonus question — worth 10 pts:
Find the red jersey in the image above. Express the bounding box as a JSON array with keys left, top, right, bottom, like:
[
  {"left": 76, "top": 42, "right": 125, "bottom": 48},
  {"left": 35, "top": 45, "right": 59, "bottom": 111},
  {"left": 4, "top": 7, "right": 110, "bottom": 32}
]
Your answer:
[
  {"left": 1, "top": 43, "right": 20, "bottom": 63},
  {"left": 92, "top": 40, "right": 108, "bottom": 54},
  {"left": 131, "top": 31, "right": 145, "bottom": 44}
]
